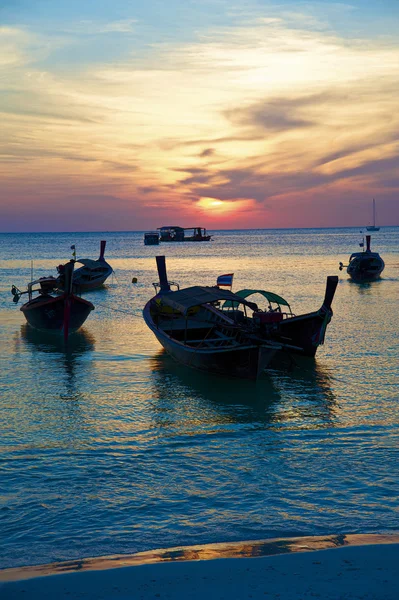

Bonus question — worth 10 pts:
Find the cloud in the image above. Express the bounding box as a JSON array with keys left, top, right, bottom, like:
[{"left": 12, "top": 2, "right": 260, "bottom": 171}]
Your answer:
[
  {"left": 225, "top": 96, "right": 318, "bottom": 132},
  {"left": 199, "top": 148, "right": 215, "bottom": 158},
  {"left": 62, "top": 19, "right": 137, "bottom": 35},
  {"left": 1, "top": 12, "right": 399, "bottom": 229},
  {"left": 0, "top": 26, "right": 50, "bottom": 67}
]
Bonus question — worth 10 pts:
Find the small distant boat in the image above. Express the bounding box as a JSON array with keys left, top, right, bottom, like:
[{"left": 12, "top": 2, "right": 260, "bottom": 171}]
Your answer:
[
  {"left": 158, "top": 226, "right": 211, "bottom": 242},
  {"left": 58, "top": 241, "right": 113, "bottom": 292},
  {"left": 12, "top": 261, "right": 94, "bottom": 341},
  {"left": 144, "top": 232, "right": 160, "bottom": 245},
  {"left": 221, "top": 277, "right": 339, "bottom": 358},
  {"left": 143, "top": 256, "right": 282, "bottom": 380},
  {"left": 339, "top": 235, "right": 385, "bottom": 282},
  {"left": 366, "top": 199, "right": 380, "bottom": 231}
]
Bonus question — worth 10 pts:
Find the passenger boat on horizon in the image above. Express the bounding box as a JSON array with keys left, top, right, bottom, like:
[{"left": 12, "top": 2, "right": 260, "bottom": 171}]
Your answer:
[
  {"left": 339, "top": 235, "right": 385, "bottom": 282},
  {"left": 143, "top": 256, "right": 283, "bottom": 380},
  {"left": 11, "top": 260, "right": 94, "bottom": 341},
  {"left": 158, "top": 226, "right": 211, "bottom": 242}
]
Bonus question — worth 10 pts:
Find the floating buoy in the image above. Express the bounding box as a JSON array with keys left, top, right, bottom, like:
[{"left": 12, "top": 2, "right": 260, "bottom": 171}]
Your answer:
[{"left": 132, "top": 277, "right": 138, "bottom": 283}]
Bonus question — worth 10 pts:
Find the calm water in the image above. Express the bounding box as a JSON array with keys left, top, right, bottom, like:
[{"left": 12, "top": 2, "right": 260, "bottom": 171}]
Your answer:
[{"left": 0, "top": 228, "right": 398, "bottom": 569}]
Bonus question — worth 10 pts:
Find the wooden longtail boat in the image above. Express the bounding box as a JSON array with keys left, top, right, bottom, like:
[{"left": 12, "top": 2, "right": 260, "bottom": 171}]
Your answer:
[
  {"left": 58, "top": 241, "right": 113, "bottom": 292},
  {"left": 143, "top": 257, "right": 282, "bottom": 380},
  {"left": 339, "top": 235, "right": 384, "bottom": 282},
  {"left": 12, "top": 261, "right": 94, "bottom": 341}
]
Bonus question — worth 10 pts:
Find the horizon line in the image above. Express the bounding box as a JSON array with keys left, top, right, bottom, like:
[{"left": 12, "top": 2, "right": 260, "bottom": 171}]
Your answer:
[{"left": 0, "top": 225, "right": 398, "bottom": 234}]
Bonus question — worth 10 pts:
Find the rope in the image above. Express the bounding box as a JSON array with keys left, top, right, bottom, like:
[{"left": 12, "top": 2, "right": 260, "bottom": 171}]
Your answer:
[{"left": 93, "top": 301, "right": 143, "bottom": 318}]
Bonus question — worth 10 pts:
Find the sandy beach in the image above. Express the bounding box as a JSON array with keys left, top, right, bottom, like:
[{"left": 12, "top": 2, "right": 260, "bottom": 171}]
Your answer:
[{"left": 1, "top": 539, "right": 399, "bottom": 599}]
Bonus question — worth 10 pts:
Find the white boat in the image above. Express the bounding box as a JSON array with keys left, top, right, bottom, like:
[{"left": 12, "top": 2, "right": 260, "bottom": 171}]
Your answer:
[{"left": 366, "top": 199, "right": 380, "bottom": 232}]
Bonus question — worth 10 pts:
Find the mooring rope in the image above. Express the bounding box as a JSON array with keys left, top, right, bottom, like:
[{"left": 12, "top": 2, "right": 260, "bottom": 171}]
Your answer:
[{"left": 92, "top": 301, "right": 143, "bottom": 318}]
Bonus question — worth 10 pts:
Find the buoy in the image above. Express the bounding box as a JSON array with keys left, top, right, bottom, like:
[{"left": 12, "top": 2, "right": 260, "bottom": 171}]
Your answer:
[{"left": 132, "top": 277, "right": 138, "bottom": 283}]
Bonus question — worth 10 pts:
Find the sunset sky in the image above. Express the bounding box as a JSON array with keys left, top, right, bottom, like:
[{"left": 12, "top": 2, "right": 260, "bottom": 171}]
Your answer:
[{"left": 1, "top": 0, "right": 399, "bottom": 231}]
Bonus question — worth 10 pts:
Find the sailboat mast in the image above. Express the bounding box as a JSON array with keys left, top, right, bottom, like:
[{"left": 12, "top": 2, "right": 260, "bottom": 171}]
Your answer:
[{"left": 373, "top": 198, "right": 376, "bottom": 227}]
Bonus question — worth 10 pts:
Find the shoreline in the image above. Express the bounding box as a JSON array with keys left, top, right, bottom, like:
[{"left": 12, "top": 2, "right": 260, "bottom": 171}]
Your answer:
[
  {"left": 2, "top": 533, "right": 399, "bottom": 582},
  {"left": 1, "top": 536, "right": 399, "bottom": 599}
]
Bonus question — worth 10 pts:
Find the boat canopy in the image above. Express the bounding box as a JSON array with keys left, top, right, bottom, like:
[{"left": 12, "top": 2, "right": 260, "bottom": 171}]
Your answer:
[
  {"left": 158, "top": 226, "right": 184, "bottom": 231},
  {"left": 157, "top": 226, "right": 206, "bottom": 231},
  {"left": 349, "top": 251, "right": 381, "bottom": 261},
  {"left": 76, "top": 258, "right": 103, "bottom": 268},
  {"left": 160, "top": 286, "right": 259, "bottom": 315},
  {"left": 222, "top": 289, "right": 290, "bottom": 310}
]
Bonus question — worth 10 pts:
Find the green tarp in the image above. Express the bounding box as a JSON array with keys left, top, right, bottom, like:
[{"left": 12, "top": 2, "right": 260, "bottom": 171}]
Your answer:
[{"left": 222, "top": 289, "right": 290, "bottom": 309}]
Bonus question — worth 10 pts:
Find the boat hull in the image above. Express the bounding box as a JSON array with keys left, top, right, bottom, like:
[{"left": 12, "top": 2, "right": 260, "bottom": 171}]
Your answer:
[
  {"left": 160, "top": 237, "right": 211, "bottom": 242},
  {"left": 21, "top": 294, "right": 94, "bottom": 332},
  {"left": 347, "top": 257, "right": 385, "bottom": 282},
  {"left": 262, "top": 309, "right": 333, "bottom": 358},
  {"left": 73, "top": 270, "right": 112, "bottom": 292},
  {"left": 58, "top": 265, "right": 113, "bottom": 292},
  {"left": 144, "top": 302, "right": 276, "bottom": 379},
  {"left": 253, "top": 275, "right": 338, "bottom": 358}
]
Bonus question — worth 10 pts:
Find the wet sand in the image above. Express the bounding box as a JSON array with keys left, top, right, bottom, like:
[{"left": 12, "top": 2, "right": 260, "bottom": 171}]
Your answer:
[{"left": 1, "top": 535, "right": 399, "bottom": 599}]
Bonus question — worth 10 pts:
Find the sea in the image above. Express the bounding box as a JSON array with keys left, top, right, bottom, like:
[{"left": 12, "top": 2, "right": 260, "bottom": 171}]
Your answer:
[{"left": 0, "top": 228, "right": 398, "bottom": 570}]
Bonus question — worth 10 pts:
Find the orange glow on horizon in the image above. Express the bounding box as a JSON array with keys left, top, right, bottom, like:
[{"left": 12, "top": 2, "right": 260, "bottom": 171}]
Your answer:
[{"left": 197, "top": 197, "right": 256, "bottom": 217}]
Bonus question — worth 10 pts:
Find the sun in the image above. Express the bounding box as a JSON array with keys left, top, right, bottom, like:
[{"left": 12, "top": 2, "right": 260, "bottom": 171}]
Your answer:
[
  {"left": 197, "top": 196, "right": 255, "bottom": 217},
  {"left": 197, "top": 197, "right": 237, "bottom": 214}
]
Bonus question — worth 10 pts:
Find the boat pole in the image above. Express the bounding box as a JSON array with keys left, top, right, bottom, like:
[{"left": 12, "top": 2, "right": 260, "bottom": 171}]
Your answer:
[
  {"left": 322, "top": 276, "right": 339, "bottom": 311},
  {"left": 156, "top": 256, "right": 171, "bottom": 293},
  {"left": 62, "top": 260, "right": 74, "bottom": 343}
]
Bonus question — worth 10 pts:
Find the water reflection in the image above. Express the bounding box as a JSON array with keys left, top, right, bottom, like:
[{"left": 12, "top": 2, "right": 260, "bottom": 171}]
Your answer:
[
  {"left": 347, "top": 278, "right": 384, "bottom": 292},
  {"left": 20, "top": 325, "right": 95, "bottom": 401},
  {"left": 269, "top": 355, "right": 338, "bottom": 425},
  {"left": 149, "top": 351, "right": 280, "bottom": 423},
  {"left": 21, "top": 324, "right": 95, "bottom": 353},
  {"left": 148, "top": 350, "right": 337, "bottom": 427}
]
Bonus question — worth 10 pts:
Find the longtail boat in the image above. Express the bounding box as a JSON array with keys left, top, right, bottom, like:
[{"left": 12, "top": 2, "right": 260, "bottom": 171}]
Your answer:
[
  {"left": 143, "top": 257, "right": 282, "bottom": 380},
  {"left": 12, "top": 260, "right": 94, "bottom": 341},
  {"left": 58, "top": 240, "right": 113, "bottom": 292},
  {"left": 339, "top": 235, "right": 384, "bottom": 282}
]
